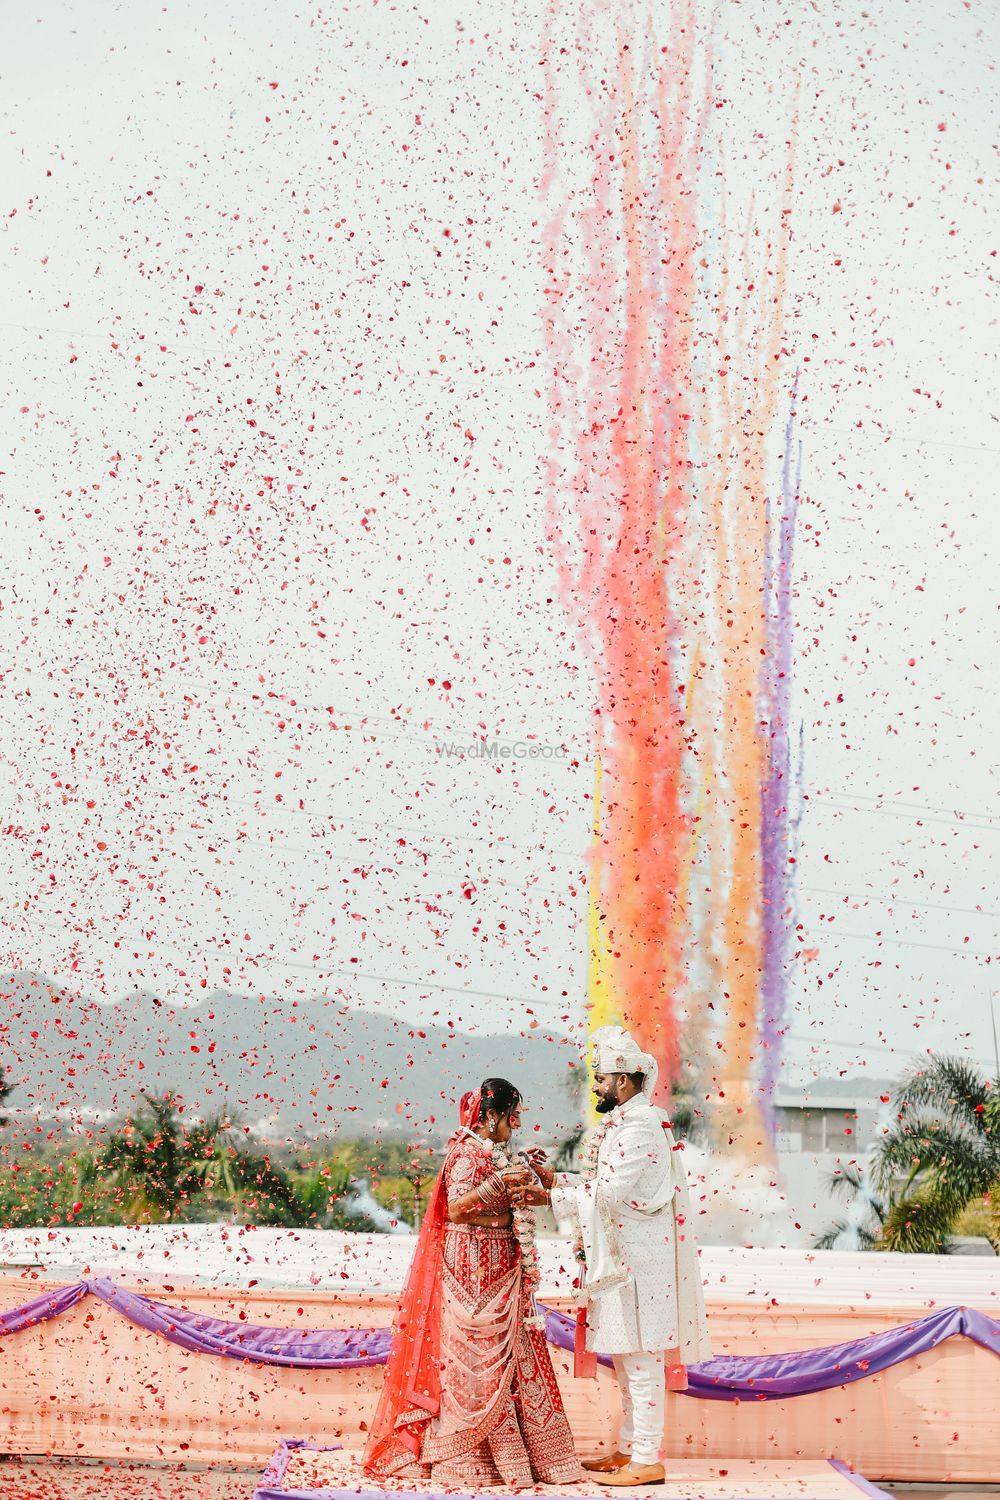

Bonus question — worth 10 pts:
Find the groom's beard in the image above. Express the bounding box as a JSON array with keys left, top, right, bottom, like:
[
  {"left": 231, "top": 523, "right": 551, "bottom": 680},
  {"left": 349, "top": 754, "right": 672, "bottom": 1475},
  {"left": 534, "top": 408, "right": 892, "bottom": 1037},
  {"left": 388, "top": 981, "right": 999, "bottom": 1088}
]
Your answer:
[{"left": 594, "top": 1095, "right": 616, "bottom": 1114}]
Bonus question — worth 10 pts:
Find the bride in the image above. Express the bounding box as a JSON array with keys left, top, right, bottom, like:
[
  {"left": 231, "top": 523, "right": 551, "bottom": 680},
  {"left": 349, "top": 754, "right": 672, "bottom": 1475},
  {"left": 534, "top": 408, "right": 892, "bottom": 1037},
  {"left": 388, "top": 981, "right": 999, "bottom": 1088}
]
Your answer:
[{"left": 362, "top": 1077, "right": 582, "bottom": 1487}]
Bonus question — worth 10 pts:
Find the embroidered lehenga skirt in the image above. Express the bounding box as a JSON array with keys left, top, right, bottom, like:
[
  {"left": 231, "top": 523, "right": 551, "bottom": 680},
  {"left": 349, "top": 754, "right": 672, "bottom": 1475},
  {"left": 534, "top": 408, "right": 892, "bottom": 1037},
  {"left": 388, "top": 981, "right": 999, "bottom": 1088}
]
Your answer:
[{"left": 420, "top": 1223, "right": 581, "bottom": 1487}]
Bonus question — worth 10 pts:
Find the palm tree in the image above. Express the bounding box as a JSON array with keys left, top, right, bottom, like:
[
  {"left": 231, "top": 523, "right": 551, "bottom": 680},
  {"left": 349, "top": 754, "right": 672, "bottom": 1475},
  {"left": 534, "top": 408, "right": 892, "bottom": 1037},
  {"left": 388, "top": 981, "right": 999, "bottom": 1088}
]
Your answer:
[
  {"left": 99, "top": 1091, "right": 300, "bottom": 1224},
  {"left": 552, "top": 1061, "right": 703, "bottom": 1171},
  {"left": 814, "top": 1162, "right": 890, "bottom": 1251},
  {"left": 872, "top": 1056, "right": 1000, "bottom": 1253},
  {"left": 553, "top": 1059, "right": 587, "bottom": 1170}
]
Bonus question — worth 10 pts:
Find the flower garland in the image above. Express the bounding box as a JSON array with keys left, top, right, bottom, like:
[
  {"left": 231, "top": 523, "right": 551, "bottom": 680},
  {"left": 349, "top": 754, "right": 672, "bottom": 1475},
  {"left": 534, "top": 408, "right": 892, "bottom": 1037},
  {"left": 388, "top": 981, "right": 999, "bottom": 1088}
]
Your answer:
[
  {"left": 487, "top": 1140, "right": 545, "bottom": 1329},
  {"left": 571, "top": 1121, "right": 610, "bottom": 1267},
  {"left": 580, "top": 1120, "right": 610, "bottom": 1182}
]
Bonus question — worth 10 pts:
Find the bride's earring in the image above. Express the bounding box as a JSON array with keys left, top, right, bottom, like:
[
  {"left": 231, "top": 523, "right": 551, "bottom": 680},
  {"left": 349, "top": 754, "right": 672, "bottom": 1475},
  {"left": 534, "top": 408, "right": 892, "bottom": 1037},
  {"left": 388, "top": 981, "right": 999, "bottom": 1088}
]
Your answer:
[{"left": 487, "top": 1115, "right": 497, "bottom": 1139}]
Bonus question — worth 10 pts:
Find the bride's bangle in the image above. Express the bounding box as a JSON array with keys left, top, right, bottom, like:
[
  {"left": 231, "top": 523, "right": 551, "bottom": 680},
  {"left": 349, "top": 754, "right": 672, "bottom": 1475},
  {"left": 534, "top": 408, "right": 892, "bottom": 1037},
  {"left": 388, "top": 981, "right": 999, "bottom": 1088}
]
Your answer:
[{"left": 476, "top": 1173, "right": 508, "bottom": 1213}]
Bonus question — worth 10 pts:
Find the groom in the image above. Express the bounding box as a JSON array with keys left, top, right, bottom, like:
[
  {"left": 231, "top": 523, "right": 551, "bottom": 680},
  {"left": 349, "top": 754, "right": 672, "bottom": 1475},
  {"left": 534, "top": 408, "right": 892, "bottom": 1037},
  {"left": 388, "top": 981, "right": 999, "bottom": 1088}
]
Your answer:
[{"left": 510, "top": 1026, "right": 711, "bottom": 1485}]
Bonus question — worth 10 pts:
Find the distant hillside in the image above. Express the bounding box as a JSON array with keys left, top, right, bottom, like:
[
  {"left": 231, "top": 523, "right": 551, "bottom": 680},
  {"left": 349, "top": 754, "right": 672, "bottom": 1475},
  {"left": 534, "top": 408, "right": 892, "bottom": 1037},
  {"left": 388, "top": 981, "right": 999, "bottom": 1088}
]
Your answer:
[{"left": 0, "top": 971, "right": 585, "bottom": 1143}]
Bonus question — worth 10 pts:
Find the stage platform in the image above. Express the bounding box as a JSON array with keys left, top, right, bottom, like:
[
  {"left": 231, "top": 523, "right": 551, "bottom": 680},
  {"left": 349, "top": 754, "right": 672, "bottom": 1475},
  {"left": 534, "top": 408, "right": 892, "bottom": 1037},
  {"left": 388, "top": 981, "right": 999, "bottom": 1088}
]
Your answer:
[
  {"left": 1, "top": 1230, "right": 997, "bottom": 1484},
  {"left": 254, "top": 1446, "right": 889, "bottom": 1500}
]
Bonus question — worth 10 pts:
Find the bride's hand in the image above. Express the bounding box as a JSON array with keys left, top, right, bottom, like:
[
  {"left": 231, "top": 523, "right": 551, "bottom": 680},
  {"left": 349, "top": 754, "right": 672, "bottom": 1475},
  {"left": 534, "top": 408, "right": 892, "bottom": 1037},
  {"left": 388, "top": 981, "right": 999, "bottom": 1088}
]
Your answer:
[{"left": 509, "top": 1181, "right": 551, "bottom": 1208}]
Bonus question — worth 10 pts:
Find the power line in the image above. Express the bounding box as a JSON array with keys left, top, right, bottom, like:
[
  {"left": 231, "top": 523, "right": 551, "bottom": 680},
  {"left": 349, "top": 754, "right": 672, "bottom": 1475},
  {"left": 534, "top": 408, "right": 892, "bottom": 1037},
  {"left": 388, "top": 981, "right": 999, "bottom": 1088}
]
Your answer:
[
  {"left": 781, "top": 1027, "right": 997, "bottom": 1072},
  {"left": 8, "top": 908, "right": 580, "bottom": 1016},
  {"left": 4, "top": 772, "right": 996, "bottom": 919},
  {"left": 117, "top": 826, "right": 998, "bottom": 920},
  {"left": 800, "top": 884, "right": 1000, "bottom": 922},
  {"left": 0, "top": 319, "right": 539, "bottom": 392},
  {"left": 6, "top": 784, "right": 998, "bottom": 919},
  {"left": 11, "top": 911, "right": 998, "bottom": 1066},
  {"left": 810, "top": 787, "right": 1000, "bottom": 824},
  {"left": 182, "top": 677, "right": 582, "bottom": 763},
  {"left": 4, "top": 675, "right": 995, "bottom": 831},
  {"left": 805, "top": 794, "right": 1000, "bottom": 835},
  {"left": 0, "top": 318, "right": 224, "bottom": 361},
  {"left": 799, "top": 422, "right": 1000, "bottom": 457},
  {"left": 151, "top": 826, "right": 585, "bottom": 902},
  {"left": 4, "top": 324, "right": 997, "bottom": 456},
  {"left": 11, "top": 911, "right": 998, "bottom": 1063},
  {"left": 278, "top": 959, "right": 576, "bottom": 1014},
  {"left": 0, "top": 780, "right": 591, "bottom": 866},
  {"left": 223, "top": 803, "right": 588, "bottom": 863},
  {"left": 802, "top": 925, "right": 1000, "bottom": 962},
  {"left": 0, "top": 667, "right": 587, "bottom": 778}
]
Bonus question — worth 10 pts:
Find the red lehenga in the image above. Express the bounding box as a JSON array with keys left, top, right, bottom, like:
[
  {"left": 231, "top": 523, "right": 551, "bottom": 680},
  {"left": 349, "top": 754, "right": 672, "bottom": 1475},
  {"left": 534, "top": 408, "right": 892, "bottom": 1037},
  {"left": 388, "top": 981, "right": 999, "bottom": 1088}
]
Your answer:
[{"left": 362, "top": 1094, "right": 582, "bottom": 1487}]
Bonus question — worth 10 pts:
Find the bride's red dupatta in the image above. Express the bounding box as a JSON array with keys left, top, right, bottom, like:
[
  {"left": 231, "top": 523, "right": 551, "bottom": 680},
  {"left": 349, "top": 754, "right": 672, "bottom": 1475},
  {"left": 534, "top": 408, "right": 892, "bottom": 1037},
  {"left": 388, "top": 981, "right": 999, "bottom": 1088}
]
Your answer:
[{"left": 362, "top": 1089, "right": 482, "bottom": 1476}]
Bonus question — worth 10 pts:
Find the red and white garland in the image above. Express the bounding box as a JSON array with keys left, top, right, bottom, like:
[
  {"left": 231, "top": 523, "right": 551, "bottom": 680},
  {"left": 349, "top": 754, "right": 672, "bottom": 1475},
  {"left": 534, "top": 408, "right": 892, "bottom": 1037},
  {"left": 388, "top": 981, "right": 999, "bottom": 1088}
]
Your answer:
[
  {"left": 571, "top": 1120, "right": 610, "bottom": 1267},
  {"left": 488, "top": 1140, "right": 544, "bottom": 1328},
  {"left": 580, "top": 1119, "right": 610, "bottom": 1182}
]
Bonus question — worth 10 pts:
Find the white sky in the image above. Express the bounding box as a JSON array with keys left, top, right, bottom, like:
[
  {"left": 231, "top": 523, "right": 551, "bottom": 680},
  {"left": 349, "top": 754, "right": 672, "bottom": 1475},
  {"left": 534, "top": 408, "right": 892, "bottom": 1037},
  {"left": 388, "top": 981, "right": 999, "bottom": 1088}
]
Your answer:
[{"left": 1, "top": 0, "right": 998, "bottom": 1091}]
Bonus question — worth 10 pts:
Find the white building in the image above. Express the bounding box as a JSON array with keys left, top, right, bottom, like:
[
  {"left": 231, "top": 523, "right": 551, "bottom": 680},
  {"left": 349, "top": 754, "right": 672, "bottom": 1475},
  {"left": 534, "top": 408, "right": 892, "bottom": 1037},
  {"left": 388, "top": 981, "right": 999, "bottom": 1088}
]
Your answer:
[{"left": 773, "top": 1079, "right": 888, "bottom": 1248}]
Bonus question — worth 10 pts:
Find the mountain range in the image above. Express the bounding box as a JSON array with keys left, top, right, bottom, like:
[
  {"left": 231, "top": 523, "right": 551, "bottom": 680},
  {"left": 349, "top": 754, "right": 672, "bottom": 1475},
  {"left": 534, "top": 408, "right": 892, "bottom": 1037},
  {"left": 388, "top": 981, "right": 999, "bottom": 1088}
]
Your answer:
[{"left": 0, "top": 970, "right": 585, "bottom": 1144}]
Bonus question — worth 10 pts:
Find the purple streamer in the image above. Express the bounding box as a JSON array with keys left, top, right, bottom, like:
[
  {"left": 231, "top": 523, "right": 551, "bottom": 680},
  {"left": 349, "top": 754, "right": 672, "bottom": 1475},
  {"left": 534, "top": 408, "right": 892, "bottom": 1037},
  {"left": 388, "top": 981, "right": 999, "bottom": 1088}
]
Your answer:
[
  {"left": 543, "top": 1303, "right": 1000, "bottom": 1398},
  {"left": 0, "top": 1281, "right": 997, "bottom": 1400},
  {"left": 759, "top": 374, "right": 803, "bottom": 1131},
  {"left": 682, "top": 1305, "right": 1000, "bottom": 1401}
]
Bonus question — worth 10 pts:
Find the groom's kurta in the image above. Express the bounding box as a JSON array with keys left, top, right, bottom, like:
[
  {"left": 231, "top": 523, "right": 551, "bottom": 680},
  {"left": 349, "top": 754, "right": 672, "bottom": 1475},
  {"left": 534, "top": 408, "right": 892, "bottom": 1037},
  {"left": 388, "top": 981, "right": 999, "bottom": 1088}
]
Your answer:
[{"left": 550, "top": 1093, "right": 711, "bottom": 1360}]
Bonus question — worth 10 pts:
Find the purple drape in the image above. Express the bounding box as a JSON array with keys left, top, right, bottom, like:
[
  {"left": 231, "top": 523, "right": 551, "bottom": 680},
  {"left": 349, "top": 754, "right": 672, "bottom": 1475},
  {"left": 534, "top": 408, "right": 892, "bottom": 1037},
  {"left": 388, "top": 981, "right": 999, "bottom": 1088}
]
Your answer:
[
  {"left": 542, "top": 1303, "right": 1000, "bottom": 1399},
  {"left": 682, "top": 1305, "right": 1000, "bottom": 1400},
  {"left": 88, "top": 1278, "right": 392, "bottom": 1367},
  {"left": 1, "top": 1279, "right": 997, "bottom": 1398},
  {"left": 253, "top": 1439, "right": 347, "bottom": 1500},
  {"left": 0, "top": 1279, "right": 89, "bottom": 1334}
]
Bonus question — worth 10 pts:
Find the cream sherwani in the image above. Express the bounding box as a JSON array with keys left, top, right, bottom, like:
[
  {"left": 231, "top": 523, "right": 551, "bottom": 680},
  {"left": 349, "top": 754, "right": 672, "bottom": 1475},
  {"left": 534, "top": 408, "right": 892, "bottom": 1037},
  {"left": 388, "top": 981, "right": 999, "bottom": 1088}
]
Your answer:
[{"left": 550, "top": 1093, "right": 711, "bottom": 1360}]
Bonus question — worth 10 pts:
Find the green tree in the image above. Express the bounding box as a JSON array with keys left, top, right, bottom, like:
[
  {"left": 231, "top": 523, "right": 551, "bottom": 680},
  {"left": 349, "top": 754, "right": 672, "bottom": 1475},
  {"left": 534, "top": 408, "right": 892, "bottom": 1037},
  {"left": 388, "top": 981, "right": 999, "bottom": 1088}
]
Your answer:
[
  {"left": 99, "top": 1091, "right": 301, "bottom": 1225},
  {"left": 552, "top": 1059, "right": 702, "bottom": 1172},
  {"left": 553, "top": 1059, "right": 587, "bottom": 1170},
  {"left": 302, "top": 1137, "right": 437, "bottom": 1229},
  {"left": 873, "top": 1056, "right": 1000, "bottom": 1253},
  {"left": 814, "top": 1162, "right": 890, "bottom": 1251},
  {"left": 287, "top": 1156, "right": 372, "bottom": 1230}
]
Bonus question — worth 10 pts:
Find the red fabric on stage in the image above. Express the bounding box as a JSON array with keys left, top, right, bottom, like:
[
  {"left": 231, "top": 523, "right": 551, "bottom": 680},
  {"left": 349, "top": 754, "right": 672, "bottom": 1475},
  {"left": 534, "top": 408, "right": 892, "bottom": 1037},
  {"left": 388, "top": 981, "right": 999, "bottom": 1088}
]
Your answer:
[
  {"left": 361, "top": 1090, "right": 482, "bottom": 1474},
  {"left": 574, "top": 1305, "right": 598, "bottom": 1380},
  {"left": 666, "top": 1351, "right": 688, "bottom": 1391}
]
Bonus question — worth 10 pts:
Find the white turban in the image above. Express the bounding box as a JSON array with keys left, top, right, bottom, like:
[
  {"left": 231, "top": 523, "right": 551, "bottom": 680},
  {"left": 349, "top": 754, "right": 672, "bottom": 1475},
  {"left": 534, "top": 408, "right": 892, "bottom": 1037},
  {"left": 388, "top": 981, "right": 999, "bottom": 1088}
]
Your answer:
[{"left": 590, "top": 1025, "right": 659, "bottom": 1099}]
